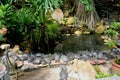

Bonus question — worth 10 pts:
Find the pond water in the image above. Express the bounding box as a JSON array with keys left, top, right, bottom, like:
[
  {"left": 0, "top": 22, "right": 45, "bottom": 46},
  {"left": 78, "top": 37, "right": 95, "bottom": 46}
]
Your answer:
[{"left": 55, "top": 34, "right": 110, "bottom": 52}]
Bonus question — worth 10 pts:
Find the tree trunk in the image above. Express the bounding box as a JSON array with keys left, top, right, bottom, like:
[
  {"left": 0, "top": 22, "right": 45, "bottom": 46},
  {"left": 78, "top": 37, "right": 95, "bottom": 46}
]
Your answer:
[{"left": 74, "top": 0, "right": 100, "bottom": 30}]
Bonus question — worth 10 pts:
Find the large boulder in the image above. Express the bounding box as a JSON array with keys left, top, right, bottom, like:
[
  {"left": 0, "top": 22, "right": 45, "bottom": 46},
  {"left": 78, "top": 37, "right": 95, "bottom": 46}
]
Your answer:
[
  {"left": 95, "top": 20, "right": 105, "bottom": 34},
  {"left": 68, "top": 59, "right": 96, "bottom": 80},
  {"left": 51, "top": 8, "right": 63, "bottom": 22}
]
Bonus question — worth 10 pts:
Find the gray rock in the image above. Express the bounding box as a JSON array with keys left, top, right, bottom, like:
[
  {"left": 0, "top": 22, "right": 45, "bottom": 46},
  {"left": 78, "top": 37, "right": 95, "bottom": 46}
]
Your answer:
[
  {"left": 35, "top": 53, "right": 42, "bottom": 57},
  {"left": 67, "top": 52, "right": 74, "bottom": 60},
  {"left": 73, "top": 54, "right": 80, "bottom": 59},
  {"left": 59, "top": 65, "right": 68, "bottom": 80},
  {"left": 44, "top": 57, "right": 51, "bottom": 66},
  {"left": 61, "top": 55, "right": 69, "bottom": 63},
  {"left": 54, "top": 53, "right": 61, "bottom": 63},
  {"left": 32, "top": 57, "right": 42, "bottom": 64},
  {"left": 97, "top": 52, "right": 104, "bottom": 59},
  {"left": 20, "top": 54, "right": 29, "bottom": 61},
  {"left": 10, "top": 55, "right": 19, "bottom": 61},
  {"left": 27, "top": 54, "right": 35, "bottom": 62},
  {"left": 40, "top": 60, "right": 47, "bottom": 65}
]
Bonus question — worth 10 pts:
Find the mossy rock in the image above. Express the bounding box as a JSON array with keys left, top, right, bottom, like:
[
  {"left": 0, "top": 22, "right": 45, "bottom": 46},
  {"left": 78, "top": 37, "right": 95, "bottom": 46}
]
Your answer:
[{"left": 95, "top": 20, "right": 105, "bottom": 34}]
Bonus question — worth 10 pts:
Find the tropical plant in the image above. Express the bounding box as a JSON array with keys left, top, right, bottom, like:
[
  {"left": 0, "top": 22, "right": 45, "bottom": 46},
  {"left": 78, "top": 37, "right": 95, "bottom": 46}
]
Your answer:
[
  {"left": 0, "top": 4, "right": 13, "bottom": 26},
  {"left": 1, "top": 0, "right": 63, "bottom": 52},
  {"left": 105, "top": 22, "right": 120, "bottom": 37}
]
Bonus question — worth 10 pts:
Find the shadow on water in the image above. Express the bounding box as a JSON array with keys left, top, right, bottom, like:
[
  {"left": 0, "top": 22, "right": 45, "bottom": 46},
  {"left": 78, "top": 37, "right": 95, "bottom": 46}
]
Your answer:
[{"left": 55, "top": 34, "right": 110, "bottom": 52}]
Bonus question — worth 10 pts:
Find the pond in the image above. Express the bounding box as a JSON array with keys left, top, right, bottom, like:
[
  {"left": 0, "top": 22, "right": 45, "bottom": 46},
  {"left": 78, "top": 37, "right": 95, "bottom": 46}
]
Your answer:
[{"left": 55, "top": 34, "right": 110, "bottom": 53}]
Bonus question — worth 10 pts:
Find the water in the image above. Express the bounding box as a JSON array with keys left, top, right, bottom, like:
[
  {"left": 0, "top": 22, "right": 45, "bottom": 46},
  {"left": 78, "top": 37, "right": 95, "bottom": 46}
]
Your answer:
[{"left": 55, "top": 34, "right": 110, "bottom": 52}]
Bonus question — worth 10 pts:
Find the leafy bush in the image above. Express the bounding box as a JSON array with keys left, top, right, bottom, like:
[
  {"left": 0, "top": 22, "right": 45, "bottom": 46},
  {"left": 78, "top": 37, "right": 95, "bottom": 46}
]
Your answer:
[
  {"left": 0, "top": 4, "right": 13, "bottom": 26},
  {"left": 105, "top": 22, "right": 120, "bottom": 37},
  {"left": 110, "top": 22, "right": 120, "bottom": 30},
  {"left": 0, "top": 0, "right": 62, "bottom": 52},
  {"left": 104, "top": 39, "right": 116, "bottom": 47},
  {"left": 105, "top": 29, "right": 118, "bottom": 37},
  {"left": 45, "top": 21, "right": 60, "bottom": 40}
]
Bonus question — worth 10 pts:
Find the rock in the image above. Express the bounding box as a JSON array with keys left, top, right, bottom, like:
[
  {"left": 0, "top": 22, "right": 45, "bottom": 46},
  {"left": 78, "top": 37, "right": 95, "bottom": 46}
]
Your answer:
[
  {"left": 51, "top": 8, "right": 63, "bottom": 22},
  {"left": 35, "top": 53, "right": 42, "bottom": 57},
  {"left": 66, "top": 17, "right": 74, "bottom": 25},
  {"left": 21, "top": 61, "right": 36, "bottom": 70},
  {"left": 95, "top": 20, "right": 105, "bottom": 34},
  {"left": 59, "top": 65, "right": 68, "bottom": 80},
  {"left": 20, "top": 54, "right": 29, "bottom": 61},
  {"left": 44, "top": 57, "right": 51, "bottom": 66},
  {"left": 27, "top": 54, "right": 35, "bottom": 62},
  {"left": 32, "top": 57, "right": 42, "bottom": 64},
  {"left": 15, "top": 60, "right": 24, "bottom": 68},
  {"left": 68, "top": 71, "right": 79, "bottom": 80},
  {"left": 74, "top": 30, "right": 82, "bottom": 36},
  {"left": 69, "top": 59, "right": 96, "bottom": 80},
  {"left": 97, "top": 52, "right": 104, "bottom": 59},
  {"left": 7, "top": 50, "right": 15, "bottom": 57},
  {"left": 10, "top": 45, "right": 20, "bottom": 54},
  {"left": 83, "top": 31, "right": 90, "bottom": 35},
  {"left": 73, "top": 54, "right": 80, "bottom": 60},
  {"left": 10, "top": 55, "right": 19, "bottom": 61},
  {"left": 54, "top": 53, "right": 61, "bottom": 63},
  {"left": 61, "top": 55, "right": 69, "bottom": 64},
  {"left": 98, "top": 64, "right": 111, "bottom": 75},
  {"left": 0, "top": 44, "right": 10, "bottom": 49},
  {"left": 67, "top": 52, "right": 74, "bottom": 61},
  {"left": 40, "top": 60, "right": 47, "bottom": 65}
]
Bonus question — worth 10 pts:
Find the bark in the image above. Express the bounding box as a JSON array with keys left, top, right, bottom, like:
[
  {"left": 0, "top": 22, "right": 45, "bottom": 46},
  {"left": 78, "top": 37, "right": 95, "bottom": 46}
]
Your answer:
[{"left": 74, "top": 0, "right": 100, "bottom": 30}]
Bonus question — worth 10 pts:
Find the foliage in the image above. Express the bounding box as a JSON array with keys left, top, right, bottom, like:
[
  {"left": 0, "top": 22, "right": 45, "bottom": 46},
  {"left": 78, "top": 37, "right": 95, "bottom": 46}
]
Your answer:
[
  {"left": 110, "top": 22, "right": 120, "bottom": 30},
  {"left": 0, "top": 0, "right": 62, "bottom": 52},
  {"left": 115, "top": 59, "right": 120, "bottom": 65},
  {"left": 105, "top": 22, "right": 120, "bottom": 37},
  {"left": 0, "top": 34, "right": 3, "bottom": 41},
  {"left": 45, "top": 21, "right": 60, "bottom": 40},
  {"left": 105, "top": 29, "right": 118, "bottom": 37},
  {"left": 94, "top": 65, "right": 112, "bottom": 79},
  {"left": 79, "top": 0, "right": 92, "bottom": 11},
  {"left": 0, "top": 4, "right": 13, "bottom": 26},
  {"left": 28, "top": 0, "right": 63, "bottom": 14},
  {"left": 104, "top": 39, "right": 116, "bottom": 48},
  {"left": 116, "top": 72, "right": 120, "bottom": 76},
  {"left": 0, "top": 0, "right": 18, "bottom": 4}
]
